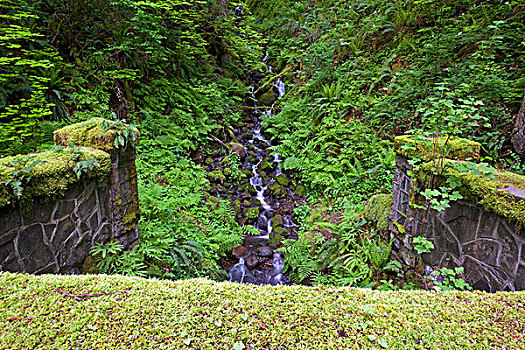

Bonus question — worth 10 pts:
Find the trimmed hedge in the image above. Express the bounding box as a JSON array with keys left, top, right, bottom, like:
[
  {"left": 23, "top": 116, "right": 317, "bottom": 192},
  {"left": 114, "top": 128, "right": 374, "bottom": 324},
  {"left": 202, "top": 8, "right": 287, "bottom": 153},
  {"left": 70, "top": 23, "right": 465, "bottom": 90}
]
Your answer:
[{"left": 0, "top": 272, "right": 524, "bottom": 349}]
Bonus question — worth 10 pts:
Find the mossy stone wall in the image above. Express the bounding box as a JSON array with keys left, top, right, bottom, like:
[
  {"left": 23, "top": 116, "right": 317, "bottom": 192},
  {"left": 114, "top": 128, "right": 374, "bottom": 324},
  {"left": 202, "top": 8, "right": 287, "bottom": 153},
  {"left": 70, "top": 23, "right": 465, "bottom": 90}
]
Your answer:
[
  {"left": 0, "top": 118, "right": 140, "bottom": 274},
  {"left": 390, "top": 136, "right": 525, "bottom": 292}
]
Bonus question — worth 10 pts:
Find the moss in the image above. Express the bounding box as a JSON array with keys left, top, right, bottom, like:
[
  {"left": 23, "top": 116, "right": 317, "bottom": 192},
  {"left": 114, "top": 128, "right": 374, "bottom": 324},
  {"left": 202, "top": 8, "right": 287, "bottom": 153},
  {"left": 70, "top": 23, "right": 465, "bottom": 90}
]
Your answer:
[
  {"left": 394, "top": 135, "right": 480, "bottom": 162},
  {"left": 54, "top": 117, "right": 139, "bottom": 152},
  {"left": 419, "top": 159, "right": 525, "bottom": 227},
  {"left": 245, "top": 207, "right": 260, "bottom": 219},
  {"left": 362, "top": 194, "right": 393, "bottom": 231},
  {"left": 0, "top": 147, "right": 110, "bottom": 208},
  {"left": 258, "top": 90, "right": 276, "bottom": 106},
  {"left": 1, "top": 272, "right": 524, "bottom": 349}
]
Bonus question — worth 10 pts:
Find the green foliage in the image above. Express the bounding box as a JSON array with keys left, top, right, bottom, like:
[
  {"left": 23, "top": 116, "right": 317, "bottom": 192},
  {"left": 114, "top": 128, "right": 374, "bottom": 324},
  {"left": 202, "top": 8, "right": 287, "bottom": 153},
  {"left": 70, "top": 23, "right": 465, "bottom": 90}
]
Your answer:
[
  {"left": 278, "top": 201, "right": 397, "bottom": 288},
  {"left": 412, "top": 236, "right": 434, "bottom": 255},
  {"left": 428, "top": 267, "right": 473, "bottom": 291}
]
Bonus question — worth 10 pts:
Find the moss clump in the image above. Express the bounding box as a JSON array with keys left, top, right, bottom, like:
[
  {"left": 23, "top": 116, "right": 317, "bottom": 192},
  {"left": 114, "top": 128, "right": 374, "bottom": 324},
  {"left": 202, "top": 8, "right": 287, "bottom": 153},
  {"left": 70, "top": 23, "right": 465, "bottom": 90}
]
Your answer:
[
  {"left": 258, "top": 90, "right": 276, "bottom": 106},
  {"left": 394, "top": 135, "right": 480, "bottom": 162},
  {"left": 1, "top": 272, "right": 524, "bottom": 349},
  {"left": 245, "top": 207, "right": 260, "bottom": 219},
  {"left": 362, "top": 193, "right": 393, "bottom": 231},
  {"left": 419, "top": 159, "right": 525, "bottom": 227},
  {"left": 54, "top": 117, "right": 139, "bottom": 152},
  {"left": 0, "top": 147, "right": 110, "bottom": 208}
]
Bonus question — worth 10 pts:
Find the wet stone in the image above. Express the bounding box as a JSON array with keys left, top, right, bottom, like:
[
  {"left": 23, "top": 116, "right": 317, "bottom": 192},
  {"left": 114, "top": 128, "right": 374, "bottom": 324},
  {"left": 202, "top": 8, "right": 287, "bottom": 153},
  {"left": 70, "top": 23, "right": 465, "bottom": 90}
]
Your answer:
[{"left": 256, "top": 246, "right": 273, "bottom": 257}]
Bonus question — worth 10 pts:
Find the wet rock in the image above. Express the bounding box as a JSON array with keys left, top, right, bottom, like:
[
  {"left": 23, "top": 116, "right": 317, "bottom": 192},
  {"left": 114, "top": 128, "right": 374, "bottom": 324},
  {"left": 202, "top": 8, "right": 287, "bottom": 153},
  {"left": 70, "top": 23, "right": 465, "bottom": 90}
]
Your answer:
[
  {"left": 246, "top": 254, "right": 260, "bottom": 268},
  {"left": 228, "top": 142, "right": 246, "bottom": 159},
  {"left": 258, "top": 91, "right": 276, "bottom": 106},
  {"left": 260, "top": 158, "right": 273, "bottom": 171},
  {"left": 232, "top": 246, "right": 249, "bottom": 258},
  {"left": 270, "top": 227, "right": 284, "bottom": 245},
  {"left": 245, "top": 208, "right": 260, "bottom": 224},
  {"left": 241, "top": 133, "right": 252, "bottom": 140},
  {"left": 275, "top": 173, "right": 289, "bottom": 187},
  {"left": 257, "top": 246, "right": 274, "bottom": 257},
  {"left": 248, "top": 154, "right": 257, "bottom": 164},
  {"left": 271, "top": 214, "right": 284, "bottom": 227}
]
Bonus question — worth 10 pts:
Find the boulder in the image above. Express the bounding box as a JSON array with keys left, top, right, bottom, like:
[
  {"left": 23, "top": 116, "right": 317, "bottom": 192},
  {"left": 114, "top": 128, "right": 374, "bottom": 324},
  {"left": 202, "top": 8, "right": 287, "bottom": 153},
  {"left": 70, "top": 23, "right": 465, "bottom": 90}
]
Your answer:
[
  {"left": 228, "top": 142, "right": 246, "bottom": 159},
  {"left": 275, "top": 173, "right": 289, "bottom": 187},
  {"left": 256, "top": 246, "right": 274, "bottom": 257},
  {"left": 232, "top": 246, "right": 248, "bottom": 258}
]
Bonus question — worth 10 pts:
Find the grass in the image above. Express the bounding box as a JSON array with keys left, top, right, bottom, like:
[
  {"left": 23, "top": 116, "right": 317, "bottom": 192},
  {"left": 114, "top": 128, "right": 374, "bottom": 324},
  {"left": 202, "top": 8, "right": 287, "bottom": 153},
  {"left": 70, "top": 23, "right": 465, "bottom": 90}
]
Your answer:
[{"left": 0, "top": 272, "right": 524, "bottom": 349}]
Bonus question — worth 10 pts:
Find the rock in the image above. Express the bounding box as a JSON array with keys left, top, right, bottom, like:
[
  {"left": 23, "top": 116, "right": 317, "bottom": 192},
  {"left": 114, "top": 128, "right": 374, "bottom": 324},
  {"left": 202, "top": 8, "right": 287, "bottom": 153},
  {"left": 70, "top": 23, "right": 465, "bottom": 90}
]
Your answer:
[
  {"left": 275, "top": 173, "right": 289, "bottom": 187},
  {"left": 245, "top": 208, "right": 260, "bottom": 224},
  {"left": 256, "top": 246, "right": 274, "bottom": 257},
  {"left": 270, "top": 227, "right": 284, "bottom": 245},
  {"left": 258, "top": 91, "right": 276, "bottom": 106},
  {"left": 242, "top": 199, "right": 251, "bottom": 207},
  {"left": 233, "top": 200, "right": 241, "bottom": 217},
  {"left": 260, "top": 158, "right": 272, "bottom": 171},
  {"left": 294, "top": 184, "right": 306, "bottom": 196},
  {"left": 271, "top": 214, "right": 284, "bottom": 227},
  {"left": 245, "top": 254, "right": 260, "bottom": 268},
  {"left": 232, "top": 246, "right": 248, "bottom": 258},
  {"left": 248, "top": 154, "right": 257, "bottom": 164},
  {"left": 241, "top": 133, "right": 252, "bottom": 140},
  {"left": 228, "top": 142, "right": 246, "bottom": 159},
  {"left": 208, "top": 170, "right": 225, "bottom": 184}
]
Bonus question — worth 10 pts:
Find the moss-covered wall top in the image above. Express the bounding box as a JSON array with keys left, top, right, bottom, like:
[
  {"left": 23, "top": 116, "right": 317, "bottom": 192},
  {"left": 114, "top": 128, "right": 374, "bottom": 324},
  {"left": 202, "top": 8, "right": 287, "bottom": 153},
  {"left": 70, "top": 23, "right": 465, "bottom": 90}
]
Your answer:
[
  {"left": 54, "top": 117, "right": 139, "bottom": 152},
  {"left": 394, "top": 135, "right": 481, "bottom": 162},
  {"left": 0, "top": 147, "right": 110, "bottom": 208},
  {"left": 418, "top": 160, "right": 525, "bottom": 227}
]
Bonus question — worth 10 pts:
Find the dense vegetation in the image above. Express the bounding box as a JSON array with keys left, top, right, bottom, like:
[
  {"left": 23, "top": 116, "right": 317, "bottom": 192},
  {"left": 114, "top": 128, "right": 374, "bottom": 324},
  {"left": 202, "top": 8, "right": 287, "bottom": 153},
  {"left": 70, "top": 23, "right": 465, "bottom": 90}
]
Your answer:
[{"left": 1, "top": 0, "right": 524, "bottom": 289}]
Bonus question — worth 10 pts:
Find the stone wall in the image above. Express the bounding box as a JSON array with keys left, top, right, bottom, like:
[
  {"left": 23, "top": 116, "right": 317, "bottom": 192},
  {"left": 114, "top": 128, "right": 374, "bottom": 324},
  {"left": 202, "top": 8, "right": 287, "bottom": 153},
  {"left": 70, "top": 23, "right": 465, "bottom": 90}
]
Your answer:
[
  {"left": 390, "top": 137, "right": 525, "bottom": 292},
  {"left": 0, "top": 118, "right": 140, "bottom": 274}
]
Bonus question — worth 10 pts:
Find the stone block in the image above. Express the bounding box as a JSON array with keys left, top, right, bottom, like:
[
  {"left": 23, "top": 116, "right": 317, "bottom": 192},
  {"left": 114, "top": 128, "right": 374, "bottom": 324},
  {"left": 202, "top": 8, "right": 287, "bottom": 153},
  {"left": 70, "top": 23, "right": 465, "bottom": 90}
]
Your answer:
[
  {"left": 515, "top": 264, "right": 525, "bottom": 290},
  {"left": 476, "top": 212, "right": 498, "bottom": 239},
  {"left": 463, "top": 239, "right": 500, "bottom": 266},
  {"left": 53, "top": 198, "right": 77, "bottom": 221},
  {"left": 0, "top": 211, "right": 22, "bottom": 234},
  {"left": 18, "top": 224, "right": 54, "bottom": 273}
]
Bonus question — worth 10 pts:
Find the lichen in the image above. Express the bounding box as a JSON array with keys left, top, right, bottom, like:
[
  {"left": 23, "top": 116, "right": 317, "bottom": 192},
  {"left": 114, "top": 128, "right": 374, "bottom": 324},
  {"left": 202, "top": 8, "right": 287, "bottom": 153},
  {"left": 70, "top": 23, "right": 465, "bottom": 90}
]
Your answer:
[
  {"left": 418, "top": 159, "right": 525, "bottom": 227},
  {"left": 0, "top": 147, "right": 110, "bottom": 208},
  {"left": 394, "top": 135, "right": 480, "bottom": 162},
  {"left": 54, "top": 117, "right": 139, "bottom": 152},
  {"left": 362, "top": 193, "right": 393, "bottom": 231}
]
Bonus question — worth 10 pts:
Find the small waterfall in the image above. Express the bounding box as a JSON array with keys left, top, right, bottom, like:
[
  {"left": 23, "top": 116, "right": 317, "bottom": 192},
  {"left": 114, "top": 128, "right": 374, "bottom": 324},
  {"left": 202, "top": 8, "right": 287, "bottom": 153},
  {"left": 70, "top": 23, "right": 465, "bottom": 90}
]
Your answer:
[
  {"left": 229, "top": 257, "right": 246, "bottom": 283},
  {"left": 269, "top": 252, "right": 284, "bottom": 285}
]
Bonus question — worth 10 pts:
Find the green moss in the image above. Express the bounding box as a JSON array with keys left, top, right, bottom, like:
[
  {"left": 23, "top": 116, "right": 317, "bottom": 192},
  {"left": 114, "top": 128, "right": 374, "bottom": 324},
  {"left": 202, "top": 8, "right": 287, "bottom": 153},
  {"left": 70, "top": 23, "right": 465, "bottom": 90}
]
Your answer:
[
  {"left": 0, "top": 147, "right": 110, "bottom": 208},
  {"left": 1, "top": 272, "right": 524, "bottom": 349},
  {"left": 258, "top": 90, "right": 276, "bottom": 106},
  {"left": 245, "top": 207, "right": 260, "bottom": 219},
  {"left": 419, "top": 159, "right": 525, "bottom": 227},
  {"left": 394, "top": 135, "right": 480, "bottom": 162},
  {"left": 54, "top": 117, "right": 139, "bottom": 152},
  {"left": 362, "top": 194, "right": 393, "bottom": 231}
]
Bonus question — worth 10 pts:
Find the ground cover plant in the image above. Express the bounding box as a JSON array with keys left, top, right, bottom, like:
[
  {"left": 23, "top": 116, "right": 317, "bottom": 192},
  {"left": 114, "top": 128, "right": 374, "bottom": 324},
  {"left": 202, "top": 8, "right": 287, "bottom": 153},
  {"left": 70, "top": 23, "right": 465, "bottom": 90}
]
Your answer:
[{"left": 1, "top": 272, "right": 524, "bottom": 349}]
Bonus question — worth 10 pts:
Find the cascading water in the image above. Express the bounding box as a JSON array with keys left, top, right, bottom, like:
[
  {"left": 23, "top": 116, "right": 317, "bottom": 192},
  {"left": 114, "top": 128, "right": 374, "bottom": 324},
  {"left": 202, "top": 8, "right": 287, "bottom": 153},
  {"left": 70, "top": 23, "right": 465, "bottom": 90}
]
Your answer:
[{"left": 227, "top": 62, "right": 293, "bottom": 285}]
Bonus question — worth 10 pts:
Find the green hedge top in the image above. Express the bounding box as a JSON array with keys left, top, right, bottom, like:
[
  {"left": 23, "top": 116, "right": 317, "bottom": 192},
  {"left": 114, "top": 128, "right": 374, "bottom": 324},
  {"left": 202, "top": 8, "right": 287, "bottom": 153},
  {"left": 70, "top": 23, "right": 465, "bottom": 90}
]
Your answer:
[
  {"left": 54, "top": 117, "right": 139, "bottom": 152},
  {"left": 394, "top": 135, "right": 481, "bottom": 162},
  {"left": 0, "top": 272, "right": 524, "bottom": 349},
  {"left": 419, "top": 160, "right": 525, "bottom": 227},
  {"left": 0, "top": 147, "right": 110, "bottom": 208}
]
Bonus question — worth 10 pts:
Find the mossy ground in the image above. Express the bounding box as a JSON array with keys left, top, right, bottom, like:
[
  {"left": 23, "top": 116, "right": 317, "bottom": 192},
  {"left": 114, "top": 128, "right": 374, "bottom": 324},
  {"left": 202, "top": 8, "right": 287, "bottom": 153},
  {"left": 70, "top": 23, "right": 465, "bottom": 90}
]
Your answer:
[{"left": 0, "top": 272, "right": 523, "bottom": 349}]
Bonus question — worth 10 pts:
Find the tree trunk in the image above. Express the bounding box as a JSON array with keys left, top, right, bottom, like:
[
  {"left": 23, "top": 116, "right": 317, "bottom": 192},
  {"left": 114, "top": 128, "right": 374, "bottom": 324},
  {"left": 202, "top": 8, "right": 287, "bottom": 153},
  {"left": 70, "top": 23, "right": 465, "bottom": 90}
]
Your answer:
[{"left": 511, "top": 87, "right": 525, "bottom": 157}]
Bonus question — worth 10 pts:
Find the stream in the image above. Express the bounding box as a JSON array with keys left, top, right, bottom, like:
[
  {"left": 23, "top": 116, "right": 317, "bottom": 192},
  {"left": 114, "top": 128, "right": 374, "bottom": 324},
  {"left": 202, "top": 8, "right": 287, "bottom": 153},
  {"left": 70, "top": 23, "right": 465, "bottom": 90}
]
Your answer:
[{"left": 223, "top": 63, "right": 301, "bottom": 285}]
